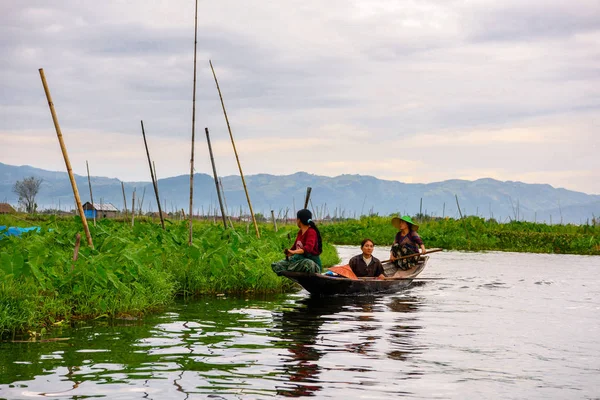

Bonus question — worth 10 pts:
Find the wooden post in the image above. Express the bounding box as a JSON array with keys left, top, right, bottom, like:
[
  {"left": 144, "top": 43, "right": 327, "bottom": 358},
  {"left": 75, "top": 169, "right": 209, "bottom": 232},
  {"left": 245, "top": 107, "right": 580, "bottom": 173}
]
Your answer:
[
  {"left": 219, "top": 177, "right": 234, "bottom": 229},
  {"left": 205, "top": 128, "right": 228, "bottom": 229},
  {"left": 455, "top": 194, "right": 470, "bottom": 240},
  {"left": 39, "top": 68, "right": 93, "bottom": 248},
  {"left": 361, "top": 195, "right": 367, "bottom": 217},
  {"left": 140, "top": 120, "right": 165, "bottom": 229},
  {"left": 131, "top": 189, "right": 136, "bottom": 227},
  {"left": 419, "top": 197, "right": 423, "bottom": 216},
  {"left": 86, "top": 160, "right": 96, "bottom": 227},
  {"left": 188, "top": 0, "right": 199, "bottom": 245},
  {"left": 209, "top": 59, "right": 259, "bottom": 238},
  {"left": 304, "top": 187, "right": 312, "bottom": 209},
  {"left": 71, "top": 233, "right": 81, "bottom": 272},
  {"left": 271, "top": 210, "right": 278, "bottom": 232},
  {"left": 121, "top": 181, "right": 128, "bottom": 221},
  {"left": 138, "top": 187, "right": 146, "bottom": 216}
]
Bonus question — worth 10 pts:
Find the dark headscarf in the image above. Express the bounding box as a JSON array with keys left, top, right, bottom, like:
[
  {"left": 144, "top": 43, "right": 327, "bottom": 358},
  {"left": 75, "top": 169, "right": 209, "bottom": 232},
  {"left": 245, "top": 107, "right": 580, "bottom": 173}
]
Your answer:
[{"left": 297, "top": 209, "right": 322, "bottom": 255}]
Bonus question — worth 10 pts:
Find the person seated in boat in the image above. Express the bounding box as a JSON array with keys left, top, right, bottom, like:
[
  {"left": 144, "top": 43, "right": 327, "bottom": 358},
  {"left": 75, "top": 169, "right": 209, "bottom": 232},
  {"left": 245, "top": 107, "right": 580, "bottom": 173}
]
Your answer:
[
  {"left": 271, "top": 209, "right": 323, "bottom": 276},
  {"left": 349, "top": 238, "right": 385, "bottom": 278},
  {"left": 390, "top": 216, "right": 426, "bottom": 270}
]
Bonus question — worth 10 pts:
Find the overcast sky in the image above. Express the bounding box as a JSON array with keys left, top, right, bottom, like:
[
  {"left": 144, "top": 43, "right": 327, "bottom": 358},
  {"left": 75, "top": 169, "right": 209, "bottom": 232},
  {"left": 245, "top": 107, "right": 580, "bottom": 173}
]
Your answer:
[{"left": 1, "top": 0, "right": 599, "bottom": 194}]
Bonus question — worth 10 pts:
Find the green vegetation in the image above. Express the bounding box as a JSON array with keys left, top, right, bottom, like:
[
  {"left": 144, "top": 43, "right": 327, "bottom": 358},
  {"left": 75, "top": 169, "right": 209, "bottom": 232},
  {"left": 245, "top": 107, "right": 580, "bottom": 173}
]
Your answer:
[
  {"left": 0, "top": 215, "right": 339, "bottom": 338},
  {"left": 320, "top": 215, "right": 600, "bottom": 255},
  {"left": 4, "top": 211, "right": 597, "bottom": 337}
]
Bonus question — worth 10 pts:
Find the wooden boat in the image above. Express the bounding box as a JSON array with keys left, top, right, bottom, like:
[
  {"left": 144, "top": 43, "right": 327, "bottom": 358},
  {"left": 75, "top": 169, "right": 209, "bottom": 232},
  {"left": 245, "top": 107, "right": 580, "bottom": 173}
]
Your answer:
[{"left": 281, "top": 256, "right": 429, "bottom": 296}]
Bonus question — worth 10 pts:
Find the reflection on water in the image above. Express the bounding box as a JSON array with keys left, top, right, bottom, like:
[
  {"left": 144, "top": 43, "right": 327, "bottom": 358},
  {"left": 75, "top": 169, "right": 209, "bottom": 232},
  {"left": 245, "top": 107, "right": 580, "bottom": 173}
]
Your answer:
[
  {"left": 270, "top": 294, "right": 424, "bottom": 397},
  {"left": 1, "top": 250, "right": 599, "bottom": 399}
]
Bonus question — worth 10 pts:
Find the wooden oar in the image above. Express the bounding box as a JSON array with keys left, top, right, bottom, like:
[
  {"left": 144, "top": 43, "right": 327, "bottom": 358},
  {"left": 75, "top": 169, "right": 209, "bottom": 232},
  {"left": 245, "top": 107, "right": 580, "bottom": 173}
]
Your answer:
[
  {"left": 360, "top": 276, "right": 444, "bottom": 281},
  {"left": 381, "top": 248, "right": 443, "bottom": 264}
]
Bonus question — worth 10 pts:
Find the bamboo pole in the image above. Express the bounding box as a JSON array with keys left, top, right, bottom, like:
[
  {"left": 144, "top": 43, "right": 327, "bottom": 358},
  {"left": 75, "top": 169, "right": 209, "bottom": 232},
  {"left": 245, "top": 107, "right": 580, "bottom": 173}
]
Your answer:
[
  {"left": 140, "top": 120, "right": 165, "bottom": 229},
  {"left": 205, "top": 128, "right": 228, "bottom": 229},
  {"left": 361, "top": 195, "right": 367, "bottom": 217},
  {"left": 39, "top": 68, "right": 93, "bottom": 248},
  {"left": 121, "top": 181, "right": 128, "bottom": 221},
  {"left": 131, "top": 189, "right": 136, "bottom": 227},
  {"left": 455, "top": 194, "right": 470, "bottom": 240},
  {"left": 304, "top": 187, "right": 312, "bottom": 209},
  {"left": 209, "top": 59, "right": 259, "bottom": 238},
  {"left": 188, "top": 0, "right": 199, "bottom": 246},
  {"left": 219, "top": 177, "right": 234, "bottom": 229},
  {"left": 86, "top": 160, "right": 96, "bottom": 227},
  {"left": 138, "top": 187, "right": 146, "bottom": 216},
  {"left": 271, "top": 210, "right": 278, "bottom": 232}
]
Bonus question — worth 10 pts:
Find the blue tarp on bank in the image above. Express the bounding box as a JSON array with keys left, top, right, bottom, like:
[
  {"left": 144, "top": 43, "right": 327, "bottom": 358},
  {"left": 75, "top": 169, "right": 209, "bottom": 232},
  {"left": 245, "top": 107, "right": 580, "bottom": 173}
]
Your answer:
[{"left": 0, "top": 225, "right": 42, "bottom": 240}]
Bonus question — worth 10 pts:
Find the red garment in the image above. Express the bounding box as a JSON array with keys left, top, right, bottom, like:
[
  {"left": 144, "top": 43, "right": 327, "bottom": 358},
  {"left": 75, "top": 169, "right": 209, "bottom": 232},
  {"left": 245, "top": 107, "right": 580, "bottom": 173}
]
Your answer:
[{"left": 291, "top": 227, "right": 320, "bottom": 255}]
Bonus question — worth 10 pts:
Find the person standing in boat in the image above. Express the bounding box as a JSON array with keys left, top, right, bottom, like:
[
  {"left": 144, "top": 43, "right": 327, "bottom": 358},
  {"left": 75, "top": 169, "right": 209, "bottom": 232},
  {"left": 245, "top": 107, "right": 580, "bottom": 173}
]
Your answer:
[
  {"left": 271, "top": 209, "right": 323, "bottom": 275},
  {"left": 390, "top": 216, "right": 426, "bottom": 270},
  {"left": 349, "top": 239, "right": 385, "bottom": 278}
]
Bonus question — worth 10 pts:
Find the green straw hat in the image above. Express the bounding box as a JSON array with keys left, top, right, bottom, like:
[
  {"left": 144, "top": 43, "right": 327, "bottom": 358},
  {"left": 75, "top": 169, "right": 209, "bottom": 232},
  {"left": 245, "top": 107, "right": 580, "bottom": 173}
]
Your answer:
[{"left": 391, "top": 215, "right": 419, "bottom": 231}]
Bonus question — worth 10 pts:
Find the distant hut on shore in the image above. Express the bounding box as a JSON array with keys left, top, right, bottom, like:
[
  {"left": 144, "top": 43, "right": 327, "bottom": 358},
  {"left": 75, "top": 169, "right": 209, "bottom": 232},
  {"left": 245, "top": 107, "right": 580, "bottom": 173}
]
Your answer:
[
  {"left": 82, "top": 202, "right": 119, "bottom": 219},
  {"left": 0, "top": 203, "right": 16, "bottom": 214}
]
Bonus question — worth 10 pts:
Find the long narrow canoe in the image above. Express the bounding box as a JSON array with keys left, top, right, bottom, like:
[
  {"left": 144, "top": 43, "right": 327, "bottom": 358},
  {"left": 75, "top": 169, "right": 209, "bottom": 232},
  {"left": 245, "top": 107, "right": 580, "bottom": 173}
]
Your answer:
[{"left": 281, "top": 256, "right": 429, "bottom": 296}]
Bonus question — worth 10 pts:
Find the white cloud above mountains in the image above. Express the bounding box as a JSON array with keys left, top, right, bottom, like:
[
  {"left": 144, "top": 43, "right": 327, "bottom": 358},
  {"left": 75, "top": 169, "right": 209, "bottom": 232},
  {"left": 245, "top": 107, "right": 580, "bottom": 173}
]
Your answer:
[{"left": 0, "top": 0, "right": 599, "bottom": 193}]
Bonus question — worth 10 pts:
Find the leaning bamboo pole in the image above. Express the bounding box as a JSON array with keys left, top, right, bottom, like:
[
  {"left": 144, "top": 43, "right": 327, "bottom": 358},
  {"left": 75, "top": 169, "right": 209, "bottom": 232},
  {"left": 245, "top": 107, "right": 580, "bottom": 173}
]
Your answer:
[
  {"left": 188, "top": 0, "right": 199, "bottom": 246},
  {"left": 205, "top": 128, "right": 228, "bottom": 229},
  {"left": 209, "top": 59, "right": 259, "bottom": 238},
  {"left": 304, "top": 187, "right": 312, "bottom": 209},
  {"left": 39, "top": 68, "right": 93, "bottom": 248},
  {"left": 86, "top": 160, "right": 96, "bottom": 227},
  {"left": 140, "top": 120, "right": 165, "bottom": 229}
]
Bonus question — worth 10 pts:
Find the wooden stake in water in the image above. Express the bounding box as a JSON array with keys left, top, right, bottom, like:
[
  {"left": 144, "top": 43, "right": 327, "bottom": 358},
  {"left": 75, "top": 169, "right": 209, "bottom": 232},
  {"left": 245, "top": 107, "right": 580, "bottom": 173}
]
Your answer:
[
  {"left": 209, "top": 59, "right": 259, "bottom": 238},
  {"left": 140, "top": 120, "right": 165, "bottom": 229},
  {"left": 86, "top": 160, "right": 96, "bottom": 227},
  {"left": 205, "top": 128, "right": 228, "bottom": 229},
  {"left": 188, "top": 0, "right": 199, "bottom": 245},
  {"left": 39, "top": 68, "right": 93, "bottom": 248}
]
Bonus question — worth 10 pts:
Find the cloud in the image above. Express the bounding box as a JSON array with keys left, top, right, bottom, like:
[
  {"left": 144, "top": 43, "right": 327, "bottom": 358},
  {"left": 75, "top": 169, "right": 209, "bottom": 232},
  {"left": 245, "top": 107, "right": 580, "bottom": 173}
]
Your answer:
[
  {"left": 464, "top": 0, "right": 600, "bottom": 42},
  {"left": 1, "top": 1, "right": 599, "bottom": 195}
]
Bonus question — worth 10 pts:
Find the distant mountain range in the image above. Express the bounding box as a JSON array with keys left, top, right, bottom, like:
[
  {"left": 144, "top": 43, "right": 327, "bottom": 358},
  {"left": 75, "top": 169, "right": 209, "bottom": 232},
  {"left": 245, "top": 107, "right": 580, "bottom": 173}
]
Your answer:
[{"left": 1, "top": 162, "right": 598, "bottom": 224}]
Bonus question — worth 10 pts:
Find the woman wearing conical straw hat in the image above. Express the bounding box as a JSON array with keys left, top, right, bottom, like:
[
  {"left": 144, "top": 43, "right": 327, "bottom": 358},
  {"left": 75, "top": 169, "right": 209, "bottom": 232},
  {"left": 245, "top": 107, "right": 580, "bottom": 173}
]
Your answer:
[{"left": 390, "top": 216, "right": 426, "bottom": 270}]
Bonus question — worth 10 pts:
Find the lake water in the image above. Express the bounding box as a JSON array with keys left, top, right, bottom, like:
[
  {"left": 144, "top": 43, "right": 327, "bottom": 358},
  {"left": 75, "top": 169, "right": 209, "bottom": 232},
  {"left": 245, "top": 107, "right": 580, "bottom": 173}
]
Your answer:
[{"left": 1, "top": 247, "right": 599, "bottom": 399}]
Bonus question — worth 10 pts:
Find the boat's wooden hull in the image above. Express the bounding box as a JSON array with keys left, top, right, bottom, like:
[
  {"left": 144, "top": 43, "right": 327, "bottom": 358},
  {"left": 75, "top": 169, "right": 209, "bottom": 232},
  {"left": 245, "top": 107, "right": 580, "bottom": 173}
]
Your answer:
[{"left": 281, "top": 256, "right": 428, "bottom": 296}]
